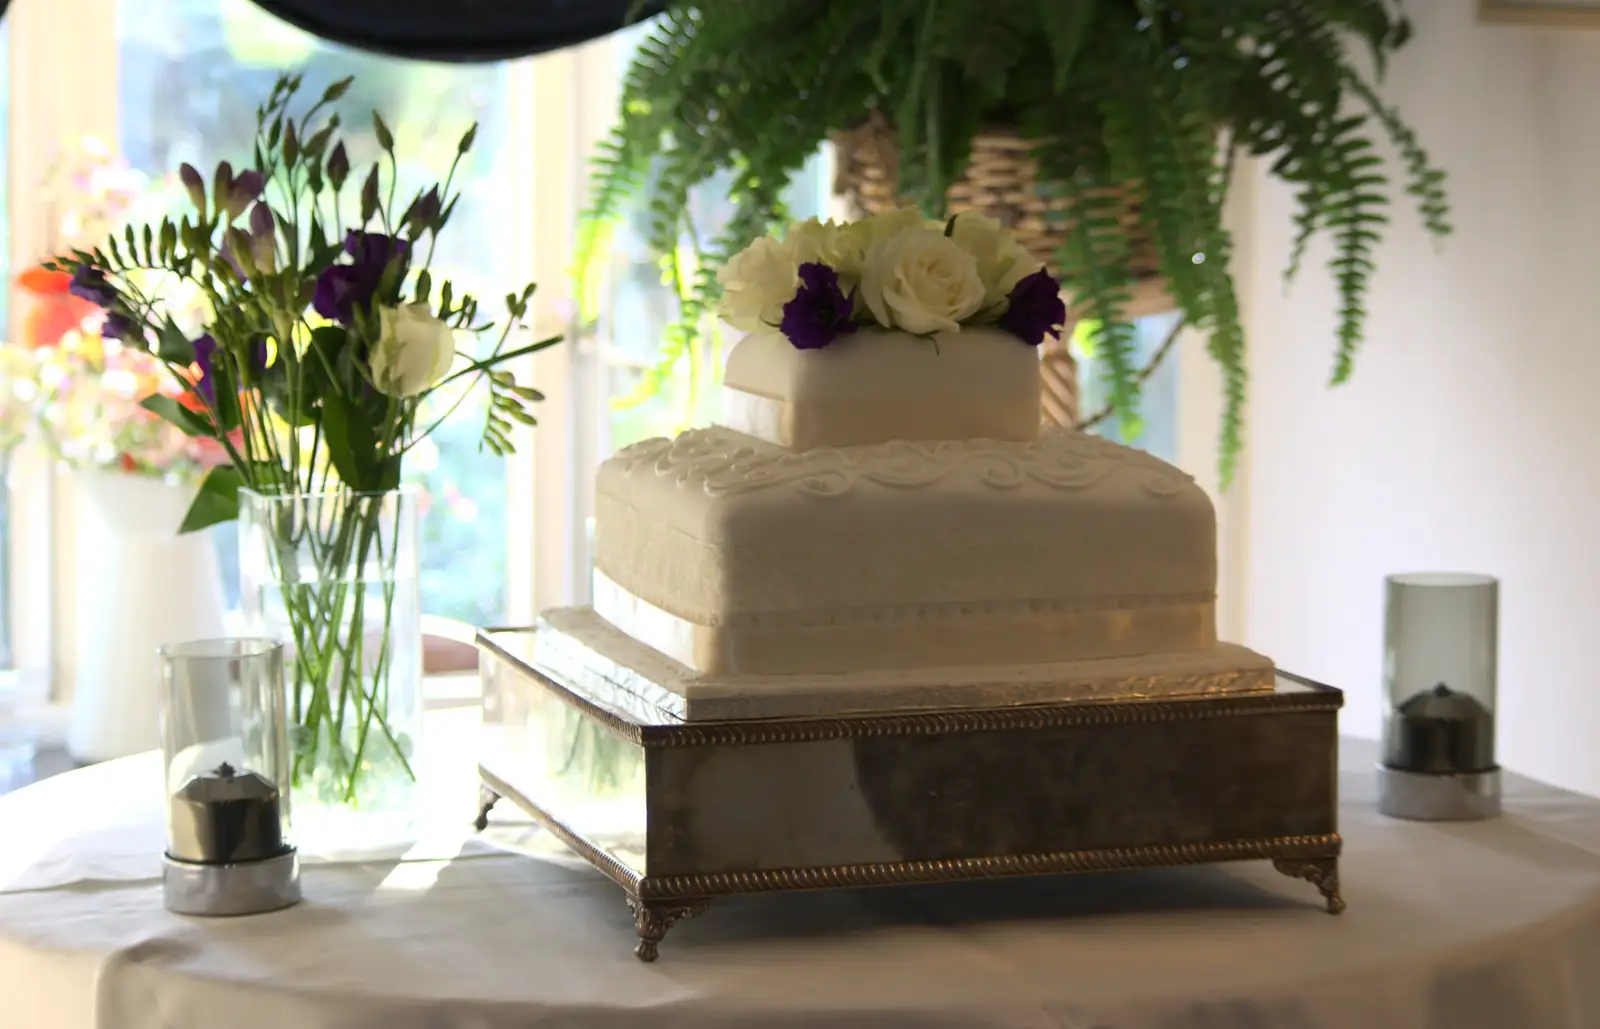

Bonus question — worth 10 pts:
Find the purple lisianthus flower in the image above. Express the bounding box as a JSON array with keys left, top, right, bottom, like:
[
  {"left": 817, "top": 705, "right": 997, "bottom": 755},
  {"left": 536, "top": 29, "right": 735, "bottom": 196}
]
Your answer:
[
  {"left": 101, "top": 311, "right": 143, "bottom": 344},
  {"left": 69, "top": 266, "right": 117, "bottom": 309},
  {"left": 225, "top": 169, "right": 266, "bottom": 220},
  {"left": 998, "top": 268, "right": 1067, "bottom": 346},
  {"left": 192, "top": 334, "right": 219, "bottom": 403},
  {"left": 343, "top": 230, "right": 407, "bottom": 267},
  {"left": 313, "top": 231, "right": 408, "bottom": 324},
  {"left": 179, "top": 163, "right": 206, "bottom": 212},
  {"left": 779, "top": 262, "right": 857, "bottom": 351}
]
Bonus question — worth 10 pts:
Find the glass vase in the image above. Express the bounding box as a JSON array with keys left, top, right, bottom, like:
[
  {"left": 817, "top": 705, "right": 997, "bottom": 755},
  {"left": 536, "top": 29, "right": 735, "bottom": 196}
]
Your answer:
[{"left": 238, "top": 488, "right": 423, "bottom": 849}]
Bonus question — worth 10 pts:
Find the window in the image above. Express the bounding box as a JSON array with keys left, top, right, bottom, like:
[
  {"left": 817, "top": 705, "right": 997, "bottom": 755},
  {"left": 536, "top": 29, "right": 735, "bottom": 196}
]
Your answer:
[
  {"left": 114, "top": 0, "right": 518, "bottom": 625},
  {"left": 594, "top": 29, "right": 829, "bottom": 455},
  {"left": 1078, "top": 312, "right": 1183, "bottom": 465}
]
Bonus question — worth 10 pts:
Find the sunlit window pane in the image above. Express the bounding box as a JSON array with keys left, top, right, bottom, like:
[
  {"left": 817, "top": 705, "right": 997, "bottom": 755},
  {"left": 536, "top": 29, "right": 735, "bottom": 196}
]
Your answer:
[{"left": 114, "top": 0, "right": 513, "bottom": 625}]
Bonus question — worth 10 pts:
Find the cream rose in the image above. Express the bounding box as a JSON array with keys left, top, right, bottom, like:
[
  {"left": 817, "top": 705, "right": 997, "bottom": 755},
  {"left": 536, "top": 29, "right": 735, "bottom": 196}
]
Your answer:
[
  {"left": 863, "top": 206, "right": 933, "bottom": 245},
  {"left": 716, "top": 235, "right": 798, "bottom": 332},
  {"left": 786, "top": 218, "right": 856, "bottom": 272},
  {"left": 949, "top": 213, "right": 1044, "bottom": 309},
  {"left": 860, "top": 225, "right": 986, "bottom": 335},
  {"left": 369, "top": 303, "right": 456, "bottom": 397}
]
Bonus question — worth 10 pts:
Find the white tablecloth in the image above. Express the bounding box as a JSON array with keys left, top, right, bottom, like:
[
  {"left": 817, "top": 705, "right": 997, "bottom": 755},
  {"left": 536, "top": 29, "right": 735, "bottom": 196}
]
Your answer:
[{"left": 3, "top": 725, "right": 1600, "bottom": 1029}]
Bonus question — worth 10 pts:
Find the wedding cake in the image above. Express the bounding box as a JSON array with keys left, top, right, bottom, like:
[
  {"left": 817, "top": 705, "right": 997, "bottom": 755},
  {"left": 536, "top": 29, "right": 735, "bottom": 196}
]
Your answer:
[{"left": 535, "top": 209, "right": 1272, "bottom": 719}]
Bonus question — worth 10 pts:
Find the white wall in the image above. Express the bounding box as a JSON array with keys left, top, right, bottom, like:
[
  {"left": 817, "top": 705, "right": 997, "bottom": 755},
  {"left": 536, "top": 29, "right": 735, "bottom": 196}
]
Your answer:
[{"left": 1235, "top": 3, "right": 1600, "bottom": 796}]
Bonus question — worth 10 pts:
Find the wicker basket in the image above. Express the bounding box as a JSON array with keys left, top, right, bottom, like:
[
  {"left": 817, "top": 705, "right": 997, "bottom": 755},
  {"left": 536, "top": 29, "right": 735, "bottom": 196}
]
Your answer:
[{"left": 832, "top": 113, "right": 1172, "bottom": 427}]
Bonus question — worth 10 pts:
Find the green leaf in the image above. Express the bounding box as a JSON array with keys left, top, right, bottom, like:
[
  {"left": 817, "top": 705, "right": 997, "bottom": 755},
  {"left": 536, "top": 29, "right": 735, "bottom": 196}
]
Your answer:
[
  {"left": 1039, "top": 0, "right": 1094, "bottom": 91},
  {"left": 319, "top": 391, "right": 378, "bottom": 491},
  {"left": 155, "top": 320, "right": 195, "bottom": 364},
  {"left": 178, "top": 466, "right": 244, "bottom": 534},
  {"left": 140, "top": 394, "right": 215, "bottom": 438}
]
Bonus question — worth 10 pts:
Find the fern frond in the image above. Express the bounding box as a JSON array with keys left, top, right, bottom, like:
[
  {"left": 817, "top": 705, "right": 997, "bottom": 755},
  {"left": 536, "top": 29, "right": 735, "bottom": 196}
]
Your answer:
[
  {"left": 1345, "top": 73, "right": 1452, "bottom": 239},
  {"left": 1324, "top": 113, "right": 1391, "bottom": 384},
  {"left": 1054, "top": 168, "right": 1142, "bottom": 439}
]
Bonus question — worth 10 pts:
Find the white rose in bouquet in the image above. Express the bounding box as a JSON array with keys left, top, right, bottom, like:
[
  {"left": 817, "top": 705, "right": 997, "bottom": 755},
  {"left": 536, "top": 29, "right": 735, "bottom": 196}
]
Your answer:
[
  {"left": 716, "top": 235, "right": 798, "bottom": 332},
  {"left": 949, "top": 213, "right": 1044, "bottom": 309},
  {"left": 369, "top": 302, "right": 457, "bottom": 397},
  {"left": 860, "top": 224, "right": 985, "bottom": 335}
]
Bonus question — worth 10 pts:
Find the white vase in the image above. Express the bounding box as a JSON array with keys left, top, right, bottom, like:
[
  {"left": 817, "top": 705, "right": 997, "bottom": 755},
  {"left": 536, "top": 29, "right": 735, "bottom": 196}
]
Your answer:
[{"left": 66, "top": 470, "right": 226, "bottom": 763}]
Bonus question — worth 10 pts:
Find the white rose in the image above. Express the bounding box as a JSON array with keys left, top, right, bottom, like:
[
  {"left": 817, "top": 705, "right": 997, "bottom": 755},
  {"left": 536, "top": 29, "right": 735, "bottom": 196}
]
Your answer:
[
  {"left": 863, "top": 206, "right": 934, "bottom": 246},
  {"left": 716, "top": 235, "right": 798, "bottom": 333},
  {"left": 786, "top": 218, "right": 841, "bottom": 265},
  {"left": 860, "top": 225, "right": 986, "bottom": 335},
  {"left": 369, "top": 303, "right": 456, "bottom": 397},
  {"left": 949, "top": 213, "right": 1044, "bottom": 309}
]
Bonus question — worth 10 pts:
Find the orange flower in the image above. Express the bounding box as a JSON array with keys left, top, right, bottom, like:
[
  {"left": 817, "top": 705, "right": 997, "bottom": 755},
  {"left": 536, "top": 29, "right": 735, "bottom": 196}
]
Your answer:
[{"left": 16, "top": 266, "right": 99, "bottom": 350}]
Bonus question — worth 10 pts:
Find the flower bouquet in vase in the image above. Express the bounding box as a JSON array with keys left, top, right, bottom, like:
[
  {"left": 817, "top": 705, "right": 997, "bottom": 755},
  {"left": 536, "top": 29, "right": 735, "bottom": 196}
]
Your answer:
[{"left": 51, "top": 75, "right": 556, "bottom": 846}]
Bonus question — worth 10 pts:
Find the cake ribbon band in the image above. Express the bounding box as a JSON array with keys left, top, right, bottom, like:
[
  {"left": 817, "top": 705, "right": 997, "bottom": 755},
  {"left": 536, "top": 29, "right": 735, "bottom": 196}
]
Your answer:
[{"left": 591, "top": 571, "right": 1221, "bottom": 678}]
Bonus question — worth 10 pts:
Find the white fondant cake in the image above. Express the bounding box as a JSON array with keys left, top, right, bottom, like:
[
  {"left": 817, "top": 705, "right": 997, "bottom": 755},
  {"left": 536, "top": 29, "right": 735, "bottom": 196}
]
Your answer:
[{"left": 536, "top": 326, "right": 1272, "bottom": 699}]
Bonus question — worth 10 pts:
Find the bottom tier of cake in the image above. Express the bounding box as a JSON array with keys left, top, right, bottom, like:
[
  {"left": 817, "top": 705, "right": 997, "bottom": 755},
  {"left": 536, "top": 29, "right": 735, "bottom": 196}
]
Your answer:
[{"left": 531, "top": 605, "right": 1276, "bottom": 722}]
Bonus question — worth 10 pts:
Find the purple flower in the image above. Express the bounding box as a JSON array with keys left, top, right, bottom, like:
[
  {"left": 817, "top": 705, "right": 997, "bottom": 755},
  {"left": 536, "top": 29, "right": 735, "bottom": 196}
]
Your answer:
[
  {"left": 101, "top": 311, "right": 143, "bottom": 344},
  {"left": 312, "top": 232, "right": 407, "bottom": 324},
  {"left": 326, "top": 141, "right": 350, "bottom": 190},
  {"left": 225, "top": 169, "right": 266, "bottom": 220},
  {"left": 68, "top": 266, "right": 117, "bottom": 309},
  {"left": 343, "top": 230, "right": 407, "bottom": 267},
  {"left": 179, "top": 163, "right": 206, "bottom": 212},
  {"left": 248, "top": 203, "right": 277, "bottom": 270},
  {"left": 249, "top": 202, "right": 275, "bottom": 240},
  {"left": 779, "top": 262, "right": 857, "bottom": 351},
  {"left": 998, "top": 268, "right": 1067, "bottom": 346},
  {"left": 192, "top": 334, "right": 219, "bottom": 402}
]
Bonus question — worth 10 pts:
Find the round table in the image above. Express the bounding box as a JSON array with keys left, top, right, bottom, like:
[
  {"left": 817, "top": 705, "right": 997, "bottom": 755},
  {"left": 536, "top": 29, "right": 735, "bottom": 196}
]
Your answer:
[{"left": 3, "top": 731, "right": 1600, "bottom": 1029}]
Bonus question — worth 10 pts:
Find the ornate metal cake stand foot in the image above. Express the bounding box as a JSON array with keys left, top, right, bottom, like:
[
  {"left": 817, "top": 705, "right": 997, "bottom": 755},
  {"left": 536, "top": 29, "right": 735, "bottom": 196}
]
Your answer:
[
  {"left": 627, "top": 897, "right": 710, "bottom": 962},
  {"left": 1273, "top": 857, "right": 1345, "bottom": 914},
  {"left": 473, "top": 783, "right": 501, "bottom": 832}
]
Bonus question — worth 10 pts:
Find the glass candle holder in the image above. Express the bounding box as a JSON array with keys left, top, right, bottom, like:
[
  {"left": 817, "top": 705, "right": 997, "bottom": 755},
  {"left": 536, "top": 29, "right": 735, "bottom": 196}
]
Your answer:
[
  {"left": 158, "top": 638, "right": 301, "bottom": 915},
  {"left": 1377, "top": 573, "right": 1501, "bottom": 821}
]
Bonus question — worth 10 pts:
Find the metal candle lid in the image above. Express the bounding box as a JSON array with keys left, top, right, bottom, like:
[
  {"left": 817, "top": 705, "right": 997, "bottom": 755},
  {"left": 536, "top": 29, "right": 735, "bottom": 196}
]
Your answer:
[
  {"left": 168, "top": 763, "right": 288, "bottom": 866},
  {"left": 1397, "top": 682, "right": 1491, "bottom": 722}
]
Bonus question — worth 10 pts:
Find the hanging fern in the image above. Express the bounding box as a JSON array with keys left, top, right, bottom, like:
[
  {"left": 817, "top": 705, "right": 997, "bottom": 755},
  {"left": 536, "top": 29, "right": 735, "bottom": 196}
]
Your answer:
[{"left": 580, "top": 0, "right": 1450, "bottom": 482}]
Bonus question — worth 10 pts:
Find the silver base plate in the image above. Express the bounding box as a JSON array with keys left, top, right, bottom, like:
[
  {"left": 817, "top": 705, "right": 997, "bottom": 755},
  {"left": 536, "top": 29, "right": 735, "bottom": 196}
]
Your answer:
[
  {"left": 163, "top": 848, "right": 302, "bottom": 917},
  {"left": 1376, "top": 764, "right": 1502, "bottom": 821}
]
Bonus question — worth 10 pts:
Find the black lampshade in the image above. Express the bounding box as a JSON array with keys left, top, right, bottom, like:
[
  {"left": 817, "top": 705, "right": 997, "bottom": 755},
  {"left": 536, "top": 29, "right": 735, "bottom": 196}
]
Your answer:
[
  {"left": 0, "top": 0, "right": 664, "bottom": 62},
  {"left": 250, "top": 0, "right": 665, "bottom": 62}
]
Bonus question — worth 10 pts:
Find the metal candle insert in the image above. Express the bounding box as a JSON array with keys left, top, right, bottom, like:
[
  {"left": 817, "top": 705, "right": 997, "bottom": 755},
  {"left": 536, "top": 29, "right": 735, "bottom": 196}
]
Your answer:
[
  {"left": 168, "top": 763, "right": 288, "bottom": 865},
  {"left": 1377, "top": 573, "right": 1501, "bottom": 821}
]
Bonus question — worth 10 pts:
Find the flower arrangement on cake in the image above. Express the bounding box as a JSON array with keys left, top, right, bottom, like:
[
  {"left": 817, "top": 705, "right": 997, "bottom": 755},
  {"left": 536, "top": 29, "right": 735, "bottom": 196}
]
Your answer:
[
  {"left": 579, "top": 2, "right": 1451, "bottom": 481},
  {"left": 717, "top": 208, "right": 1066, "bottom": 352},
  {"left": 46, "top": 74, "right": 559, "bottom": 833}
]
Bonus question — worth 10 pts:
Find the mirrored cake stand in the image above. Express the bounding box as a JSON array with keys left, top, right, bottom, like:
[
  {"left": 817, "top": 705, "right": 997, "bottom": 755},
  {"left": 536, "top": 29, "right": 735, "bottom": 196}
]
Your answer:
[{"left": 474, "top": 628, "right": 1344, "bottom": 961}]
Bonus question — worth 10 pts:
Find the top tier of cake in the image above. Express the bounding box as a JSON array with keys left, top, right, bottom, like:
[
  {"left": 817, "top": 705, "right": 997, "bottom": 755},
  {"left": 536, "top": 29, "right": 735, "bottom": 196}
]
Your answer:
[
  {"left": 587, "top": 329, "right": 1219, "bottom": 678},
  {"left": 721, "top": 328, "right": 1042, "bottom": 450}
]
